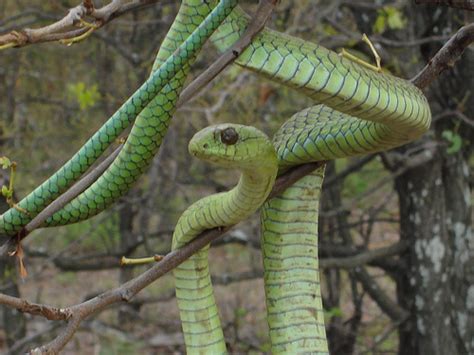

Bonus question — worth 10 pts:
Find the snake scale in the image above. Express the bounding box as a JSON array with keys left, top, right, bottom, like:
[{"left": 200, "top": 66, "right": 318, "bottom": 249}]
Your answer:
[{"left": 0, "top": 1, "right": 431, "bottom": 353}]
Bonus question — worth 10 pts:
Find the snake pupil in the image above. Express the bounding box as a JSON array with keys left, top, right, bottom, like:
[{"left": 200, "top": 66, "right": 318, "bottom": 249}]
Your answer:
[{"left": 220, "top": 127, "right": 239, "bottom": 145}]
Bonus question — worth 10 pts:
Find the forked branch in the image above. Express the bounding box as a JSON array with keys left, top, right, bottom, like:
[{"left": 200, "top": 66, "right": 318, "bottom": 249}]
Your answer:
[{"left": 0, "top": 0, "right": 161, "bottom": 49}]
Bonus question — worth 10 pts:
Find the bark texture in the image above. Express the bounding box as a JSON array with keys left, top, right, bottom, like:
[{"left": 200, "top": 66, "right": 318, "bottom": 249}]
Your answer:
[{"left": 396, "top": 6, "right": 473, "bottom": 355}]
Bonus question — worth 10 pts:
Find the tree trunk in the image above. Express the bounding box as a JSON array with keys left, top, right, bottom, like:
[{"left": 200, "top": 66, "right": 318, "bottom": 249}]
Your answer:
[{"left": 396, "top": 7, "right": 473, "bottom": 355}]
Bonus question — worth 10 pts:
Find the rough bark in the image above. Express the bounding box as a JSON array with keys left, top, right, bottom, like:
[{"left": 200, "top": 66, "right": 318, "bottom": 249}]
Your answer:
[{"left": 395, "top": 7, "right": 473, "bottom": 355}]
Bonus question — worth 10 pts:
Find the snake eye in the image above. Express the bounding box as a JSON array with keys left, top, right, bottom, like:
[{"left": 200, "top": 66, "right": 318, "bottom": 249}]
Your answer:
[{"left": 220, "top": 127, "right": 239, "bottom": 145}]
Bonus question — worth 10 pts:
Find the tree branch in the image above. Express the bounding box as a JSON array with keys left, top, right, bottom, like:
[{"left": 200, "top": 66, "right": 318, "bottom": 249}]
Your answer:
[
  {"left": 0, "top": 293, "right": 71, "bottom": 321},
  {"left": 411, "top": 23, "right": 474, "bottom": 89},
  {"left": 320, "top": 241, "right": 408, "bottom": 269},
  {"left": 0, "top": 237, "right": 405, "bottom": 348},
  {"left": 0, "top": 0, "right": 162, "bottom": 48},
  {"left": 354, "top": 267, "right": 409, "bottom": 322},
  {"left": 414, "top": 0, "right": 474, "bottom": 11},
  {"left": 176, "top": 0, "right": 277, "bottom": 106}
]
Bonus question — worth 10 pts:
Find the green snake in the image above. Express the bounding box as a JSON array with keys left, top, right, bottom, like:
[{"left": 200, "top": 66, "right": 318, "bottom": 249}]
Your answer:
[
  {"left": 172, "top": 123, "right": 278, "bottom": 353},
  {"left": 0, "top": 0, "right": 431, "bottom": 353},
  {"left": 0, "top": 0, "right": 239, "bottom": 235},
  {"left": 167, "top": 1, "right": 430, "bottom": 354}
]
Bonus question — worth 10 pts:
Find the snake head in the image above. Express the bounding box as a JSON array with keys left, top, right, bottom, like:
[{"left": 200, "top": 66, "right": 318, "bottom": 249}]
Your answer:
[{"left": 188, "top": 123, "right": 278, "bottom": 171}]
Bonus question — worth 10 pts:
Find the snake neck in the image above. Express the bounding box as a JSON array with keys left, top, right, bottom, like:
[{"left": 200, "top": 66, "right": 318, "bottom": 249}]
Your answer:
[
  {"left": 173, "top": 164, "right": 277, "bottom": 249},
  {"left": 228, "top": 166, "right": 277, "bottom": 220},
  {"left": 172, "top": 158, "right": 277, "bottom": 354}
]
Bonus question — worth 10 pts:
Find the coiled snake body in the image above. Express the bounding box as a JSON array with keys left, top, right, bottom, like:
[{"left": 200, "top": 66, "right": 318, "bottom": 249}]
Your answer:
[
  {"left": 168, "top": 1, "right": 430, "bottom": 354},
  {"left": 0, "top": 1, "right": 431, "bottom": 354}
]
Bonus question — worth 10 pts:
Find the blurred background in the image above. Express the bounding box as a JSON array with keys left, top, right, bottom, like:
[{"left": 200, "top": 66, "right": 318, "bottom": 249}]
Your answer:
[{"left": 0, "top": 0, "right": 472, "bottom": 353}]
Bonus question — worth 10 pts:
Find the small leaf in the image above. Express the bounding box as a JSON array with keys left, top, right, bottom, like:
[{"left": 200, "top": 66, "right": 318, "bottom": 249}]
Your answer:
[
  {"left": 1, "top": 185, "right": 11, "bottom": 197},
  {"left": 373, "top": 13, "right": 387, "bottom": 34},
  {"left": 9, "top": 242, "right": 28, "bottom": 278},
  {"left": 373, "top": 6, "right": 406, "bottom": 34},
  {"left": 385, "top": 7, "right": 406, "bottom": 30},
  {"left": 0, "top": 156, "right": 11, "bottom": 169},
  {"left": 442, "top": 130, "right": 462, "bottom": 154},
  {"left": 325, "top": 307, "right": 344, "bottom": 318},
  {"left": 322, "top": 24, "right": 339, "bottom": 36},
  {"left": 67, "top": 82, "right": 101, "bottom": 110}
]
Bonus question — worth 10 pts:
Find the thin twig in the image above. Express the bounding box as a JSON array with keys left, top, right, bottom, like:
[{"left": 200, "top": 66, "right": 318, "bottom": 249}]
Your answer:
[
  {"left": 0, "top": 0, "right": 162, "bottom": 48},
  {"left": 411, "top": 23, "right": 474, "bottom": 89},
  {"left": 0, "top": 293, "right": 71, "bottom": 321}
]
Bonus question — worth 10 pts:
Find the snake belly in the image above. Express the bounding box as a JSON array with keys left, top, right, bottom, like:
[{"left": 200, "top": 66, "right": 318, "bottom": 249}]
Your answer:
[
  {"left": 261, "top": 167, "right": 326, "bottom": 353},
  {"left": 172, "top": 124, "right": 278, "bottom": 354},
  {"left": 0, "top": 0, "right": 238, "bottom": 236}
]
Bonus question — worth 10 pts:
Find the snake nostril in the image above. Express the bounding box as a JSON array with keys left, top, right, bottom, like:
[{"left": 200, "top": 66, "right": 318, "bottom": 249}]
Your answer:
[{"left": 203, "top": 143, "right": 209, "bottom": 149}]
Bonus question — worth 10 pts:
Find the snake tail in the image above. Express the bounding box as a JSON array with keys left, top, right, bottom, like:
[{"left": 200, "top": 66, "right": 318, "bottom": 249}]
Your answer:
[
  {"left": 172, "top": 124, "right": 278, "bottom": 354},
  {"left": 261, "top": 167, "right": 328, "bottom": 354}
]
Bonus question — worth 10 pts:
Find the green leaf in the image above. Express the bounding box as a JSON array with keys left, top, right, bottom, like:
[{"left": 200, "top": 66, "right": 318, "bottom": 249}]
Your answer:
[
  {"left": 442, "top": 130, "right": 462, "bottom": 154},
  {"left": 385, "top": 7, "right": 406, "bottom": 30},
  {"left": 373, "top": 6, "right": 406, "bottom": 34},
  {"left": 325, "top": 307, "right": 344, "bottom": 318},
  {"left": 67, "top": 82, "right": 101, "bottom": 110},
  {"left": 1, "top": 185, "right": 12, "bottom": 198},
  {"left": 373, "top": 13, "right": 387, "bottom": 34},
  {"left": 0, "top": 156, "right": 11, "bottom": 169},
  {"left": 322, "top": 24, "right": 339, "bottom": 36}
]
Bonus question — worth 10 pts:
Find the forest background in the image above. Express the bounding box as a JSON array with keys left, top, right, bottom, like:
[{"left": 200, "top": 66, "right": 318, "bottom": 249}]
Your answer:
[{"left": 0, "top": 0, "right": 472, "bottom": 354}]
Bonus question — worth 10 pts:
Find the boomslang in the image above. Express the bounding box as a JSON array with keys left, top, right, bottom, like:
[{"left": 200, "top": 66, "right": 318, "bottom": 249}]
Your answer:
[
  {"left": 0, "top": 1, "right": 431, "bottom": 354},
  {"left": 0, "top": 0, "right": 239, "bottom": 235},
  {"left": 169, "top": 2, "right": 431, "bottom": 354},
  {"left": 172, "top": 123, "right": 278, "bottom": 353}
]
